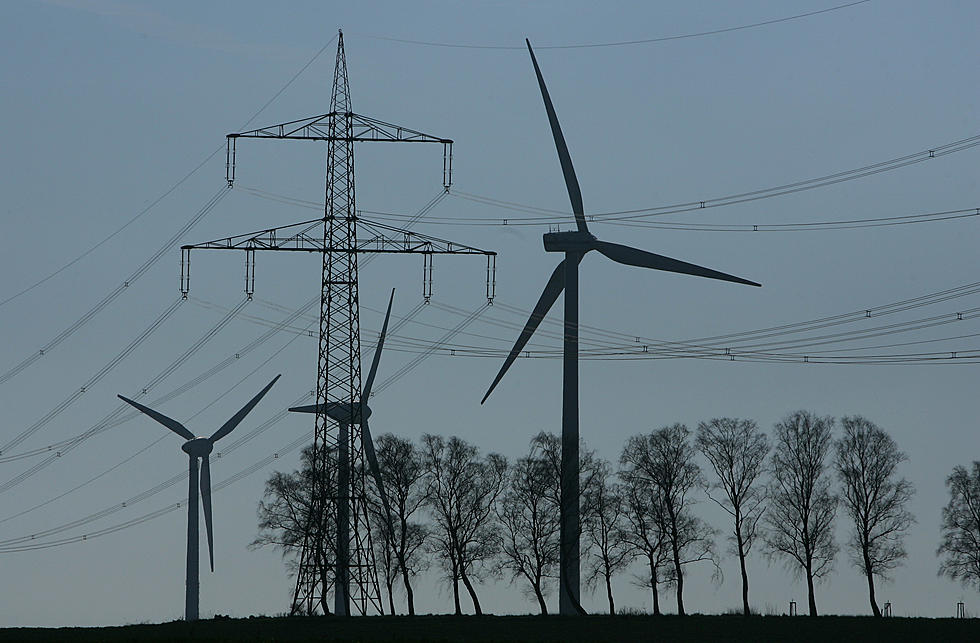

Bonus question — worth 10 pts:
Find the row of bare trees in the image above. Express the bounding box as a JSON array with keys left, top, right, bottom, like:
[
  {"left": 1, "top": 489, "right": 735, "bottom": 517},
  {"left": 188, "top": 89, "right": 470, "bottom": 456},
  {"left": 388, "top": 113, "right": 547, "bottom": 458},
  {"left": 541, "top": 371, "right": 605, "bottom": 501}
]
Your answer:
[{"left": 252, "top": 411, "right": 979, "bottom": 617}]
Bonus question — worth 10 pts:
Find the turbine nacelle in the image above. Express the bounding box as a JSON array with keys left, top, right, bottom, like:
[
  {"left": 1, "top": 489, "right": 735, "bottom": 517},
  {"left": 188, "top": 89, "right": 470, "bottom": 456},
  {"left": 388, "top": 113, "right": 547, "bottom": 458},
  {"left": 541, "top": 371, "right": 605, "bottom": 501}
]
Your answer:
[
  {"left": 181, "top": 437, "right": 214, "bottom": 458},
  {"left": 543, "top": 230, "right": 598, "bottom": 253},
  {"left": 288, "top": 401, "right": 372, "bottom": 425}
]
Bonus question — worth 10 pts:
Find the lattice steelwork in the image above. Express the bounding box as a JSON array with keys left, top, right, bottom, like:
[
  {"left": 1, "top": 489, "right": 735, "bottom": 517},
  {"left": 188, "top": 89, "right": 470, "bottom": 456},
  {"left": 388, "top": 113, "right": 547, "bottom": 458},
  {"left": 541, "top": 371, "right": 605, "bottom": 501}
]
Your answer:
[
  {"left": 181, "top": 31, "right": 495, "bottom": 616},
  {"left": 313, "top": 32, "right": 371, "bottom": 616}
]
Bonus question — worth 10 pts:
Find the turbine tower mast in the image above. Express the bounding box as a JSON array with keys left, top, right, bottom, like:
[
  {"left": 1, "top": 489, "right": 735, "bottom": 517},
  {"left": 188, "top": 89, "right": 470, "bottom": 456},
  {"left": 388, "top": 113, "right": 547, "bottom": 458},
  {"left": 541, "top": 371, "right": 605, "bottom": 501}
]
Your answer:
[
  {"left": 180, "top": 31, "right": 496, "bottom": 616},
  {"left": 481, "top": 41, "right": 761, "bottom": 615},
  {"left": 118, "top": 376, "right": 280, "bottom": 621}
]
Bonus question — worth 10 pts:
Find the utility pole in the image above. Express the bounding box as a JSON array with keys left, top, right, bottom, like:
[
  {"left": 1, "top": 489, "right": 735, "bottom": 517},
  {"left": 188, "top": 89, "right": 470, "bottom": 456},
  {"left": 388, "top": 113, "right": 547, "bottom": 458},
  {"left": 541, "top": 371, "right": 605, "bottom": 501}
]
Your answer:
[{"left": 181, "top": 31, "right": 495, "bottom": 615}]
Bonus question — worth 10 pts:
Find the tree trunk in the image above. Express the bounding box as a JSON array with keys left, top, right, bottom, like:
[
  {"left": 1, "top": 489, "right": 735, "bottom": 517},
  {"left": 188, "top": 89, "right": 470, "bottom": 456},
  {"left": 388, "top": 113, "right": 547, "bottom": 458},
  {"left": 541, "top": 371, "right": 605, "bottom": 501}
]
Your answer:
[
  {"left": 398, "top": 519, "right": 416, "bottom": 615},
  {"left": 648, "top": 554, "right": 661, "bottom": 616},
  {"left": 401, "top": 560, "right": 416, "bottom": 616},
  {"left": 736, "top": 532, "right": 750, "bottom": 616},
  {"left": 673, "top": 543, "right": 685, "bottom": 616},
  {"left": 459, "top": 566, "right": 483, "bottom": 615},
  {"left": 386, "top": 577, "right": 396, "bottom": 615},
  {"left": 452, "top": 577, "right": 461, "bottom": 616},
  {"left": 318, "top": 551, "right": 331, "bottom": 614},
  {"left": 533, "top": 579, "right": 548, "bottom": 615},
  {"left": 805, "top": 560, "right": 818, "bottom": 616},
  {"left": 605, "top": 572, "right": 616, "bottom": 615},
  {"left": 863, "top": 545, "right": 881, "bottom": 617}
]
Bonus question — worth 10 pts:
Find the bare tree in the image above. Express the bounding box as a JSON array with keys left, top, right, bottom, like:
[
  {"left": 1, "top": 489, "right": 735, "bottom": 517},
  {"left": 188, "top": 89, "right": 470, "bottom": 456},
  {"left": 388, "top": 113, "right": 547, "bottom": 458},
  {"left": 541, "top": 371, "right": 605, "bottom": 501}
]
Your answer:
[
  {"left": 369, "top": 503, "right": 401, "bottom": 616},
  {"left": 835, "top": 416, "right": 915, "bottom": 617},
  {"left": 765, "top": 410, "right": 838, "bottom": 616},
  {"left": 618, "top": 470, "right": 670, "bottom": 615},
  {"left": 583, "top": 462, "right": 631, "bottom": 614},
  {"left": 937, "top": 461, "right": 980, "bottom": 591},
  {"left": 696, "top": 417, "right": 769, "bottom": 616},
  {"left": 370, "top": 434, "right": 430, "bottom": 616},
  {"left": 497, "top": 438, "right": 560, "bottom": 613},
  {"left": 421, "top": 434, "right": 507, "bottom": 615},
  {"left": 532, "top": 431, "right": 605, "bottom": 525},
  {"left": 251, "top": 446, "right": 336, "bottom": 615},
  {"left": 621, "top": 424, "right": 717, "bottom": 615}
]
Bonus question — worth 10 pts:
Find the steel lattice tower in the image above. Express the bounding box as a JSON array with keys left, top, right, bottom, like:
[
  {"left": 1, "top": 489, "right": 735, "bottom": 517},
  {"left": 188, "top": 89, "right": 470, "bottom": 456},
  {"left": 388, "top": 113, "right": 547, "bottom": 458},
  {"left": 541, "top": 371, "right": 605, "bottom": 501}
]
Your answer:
[
  {"left": 180, "top": 31, "right": 497, "bottom": 616},
  {"left": 305, "top": 32, "right": 376, "bottom": 616}
]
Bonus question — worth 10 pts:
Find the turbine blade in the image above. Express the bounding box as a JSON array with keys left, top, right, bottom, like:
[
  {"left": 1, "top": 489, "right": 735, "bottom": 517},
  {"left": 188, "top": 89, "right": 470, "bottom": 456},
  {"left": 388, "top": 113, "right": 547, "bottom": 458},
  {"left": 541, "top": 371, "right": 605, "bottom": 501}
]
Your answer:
[
  {"left": 361, "top": 417, "right": 396, "bottom": 540},
  {"left": 361, "top": 289, "right": 394, "bottom": 402},
  {"left": 482, "top": 259, "right": 568, "bottom": 404},
  {"left": 117, "top": 395, "right": 194, "bottom": 441},
  {"left": 526, "top": 39, "right": 588, "bottom": 235},
  {"left": 593, "top": 241, "right": 761, "bottom": 287},
  {"left": 210, "top": 374, "right": 281, "bottom": 443},
  {"left": 200, "top": 455, "right": 214, "bottom": 573},
  {"left": 288, "top": 403, "right": 323, "bottom": 414}
]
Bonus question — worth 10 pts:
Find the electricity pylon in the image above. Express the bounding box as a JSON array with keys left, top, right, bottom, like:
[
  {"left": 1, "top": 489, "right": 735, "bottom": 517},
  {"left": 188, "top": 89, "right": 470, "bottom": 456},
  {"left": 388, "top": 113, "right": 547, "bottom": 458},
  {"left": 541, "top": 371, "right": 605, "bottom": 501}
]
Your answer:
[{"left": 181, "top": 31, "right": 495, "bottom": 615}]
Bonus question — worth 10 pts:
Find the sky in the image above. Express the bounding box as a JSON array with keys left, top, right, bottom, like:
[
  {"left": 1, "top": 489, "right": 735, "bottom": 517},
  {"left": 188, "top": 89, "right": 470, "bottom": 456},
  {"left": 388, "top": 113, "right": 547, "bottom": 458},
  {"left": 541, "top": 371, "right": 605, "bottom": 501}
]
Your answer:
[{"left": 1, "top": 0, "right": 979, "bottom": 627}]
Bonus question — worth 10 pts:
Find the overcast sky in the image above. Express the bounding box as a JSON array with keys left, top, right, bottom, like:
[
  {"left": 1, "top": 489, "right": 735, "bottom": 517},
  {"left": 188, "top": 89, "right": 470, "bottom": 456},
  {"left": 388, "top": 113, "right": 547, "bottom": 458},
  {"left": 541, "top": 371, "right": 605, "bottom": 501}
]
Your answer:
[{"left": 1, "top": 0, "right": 979, "bottom": 627}]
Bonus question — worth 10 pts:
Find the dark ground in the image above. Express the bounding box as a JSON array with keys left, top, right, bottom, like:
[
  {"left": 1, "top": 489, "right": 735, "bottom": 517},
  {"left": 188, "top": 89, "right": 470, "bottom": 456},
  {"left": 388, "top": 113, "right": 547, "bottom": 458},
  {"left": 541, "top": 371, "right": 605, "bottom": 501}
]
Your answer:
[{"left": 0, "top": 614, "right": 977, "bottom": 642}]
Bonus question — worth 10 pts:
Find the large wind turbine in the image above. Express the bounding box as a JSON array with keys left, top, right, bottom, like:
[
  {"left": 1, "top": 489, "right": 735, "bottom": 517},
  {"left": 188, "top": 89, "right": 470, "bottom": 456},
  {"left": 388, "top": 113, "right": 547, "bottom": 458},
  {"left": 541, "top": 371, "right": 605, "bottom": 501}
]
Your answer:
[
  {"left": 481, "top": 41, "right": 761, "bottom": 615},
  {"left": 289, "top": 290, "right": 397, "bottom": 616},
  {"left": 118, "top": 374, "right": 281, "bottom": 621}
]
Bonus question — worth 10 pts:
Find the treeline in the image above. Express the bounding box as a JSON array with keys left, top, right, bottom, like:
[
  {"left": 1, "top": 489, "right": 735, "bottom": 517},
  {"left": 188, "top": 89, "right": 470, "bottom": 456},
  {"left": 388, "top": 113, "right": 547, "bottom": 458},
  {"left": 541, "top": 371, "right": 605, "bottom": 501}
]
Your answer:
[{"left": 252, "top": 411, "right": 980, "bottom": 617}]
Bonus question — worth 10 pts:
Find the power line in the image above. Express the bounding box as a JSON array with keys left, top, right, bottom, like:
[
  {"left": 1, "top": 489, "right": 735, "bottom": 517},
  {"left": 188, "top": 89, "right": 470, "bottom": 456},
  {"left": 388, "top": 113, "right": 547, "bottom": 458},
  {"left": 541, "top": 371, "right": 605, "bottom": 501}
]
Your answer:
[
  {"left": 450, "top": 135, "right": 980, "bottom": 225},
  {"left": 0, "top": 185, "right": 229, "bottom": 388},
  {"left": 235, "top": 131, "right": 980, "bottom": 228},
  {"left": 0, "top": 429, "right": 317, "bottom": 554},
  {"left": 0, "top": 298, "right": 431, "bottom": 550},
  {"left": 599, "top": 207, "right": 980, "bottom": 233},
  {"left": 7, "top": 278, "right": 978, "bottom": 552},
  {"left": 220, "top": 277, "right": 980, "bottom": 366},
  {"left": 0, "top": 297, "right": 320, "bottom": 465},
  {"left": 0, "top": 296, "right": 185, "bottom": 456},
  {"left": 0, "top": 298, "right": 250, "bottom": 494},
  {"left": 354, "top": 1, "right": 872, "bottom": 50},
  {"left": 0, "top": 35, "right": 337, "bottom": 312}
]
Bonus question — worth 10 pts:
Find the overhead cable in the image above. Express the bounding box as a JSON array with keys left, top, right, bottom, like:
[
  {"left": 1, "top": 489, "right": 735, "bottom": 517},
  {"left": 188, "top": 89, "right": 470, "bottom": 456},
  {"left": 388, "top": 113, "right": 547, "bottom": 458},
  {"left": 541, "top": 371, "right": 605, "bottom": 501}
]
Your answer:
[
  {"left": 0, "top": 298, "right": 250, "bottom": 494},
  {"left": 0, "top": 299, "right": 430, "bottom": 549},
  {"left": 0, "top": 296, "right": 185, "bottom": 456},
  {"left": 0, "top": 34, "right": 337, "bottom": 312},
  {"left": 0, "top": 297, "right": 319, "bottom": 464},
  {"left": 355, "top": 2, "right": 872, "bottom": 50},
  {"left": 0, "top": 301, "right": 320, "bottom": 525},
  {"left": 0, "top": 186, "right": 229, "bottom": 388},
  {"left": 236, "top": 130, "right": 980, "bottom": 228}
]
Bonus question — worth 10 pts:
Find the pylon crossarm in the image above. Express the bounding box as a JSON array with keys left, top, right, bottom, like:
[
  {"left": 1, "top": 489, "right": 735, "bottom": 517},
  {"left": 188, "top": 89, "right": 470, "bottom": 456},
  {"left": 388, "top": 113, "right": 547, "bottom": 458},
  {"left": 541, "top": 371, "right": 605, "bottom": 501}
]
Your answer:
[
  {"left": 180, "top": 217, "right": 496, "bottom": 302},
  {"left": 226, "top": 114, "right": 453, "bottom": 186},
  {"left": 358, "top": 219, "right": 494, "bottom": 256},
  {"left": 182, "top": 217, "right": 494, "bottom": 256},
  {"left": 229, "top": 112, "right": 450, "bottom": 143}
]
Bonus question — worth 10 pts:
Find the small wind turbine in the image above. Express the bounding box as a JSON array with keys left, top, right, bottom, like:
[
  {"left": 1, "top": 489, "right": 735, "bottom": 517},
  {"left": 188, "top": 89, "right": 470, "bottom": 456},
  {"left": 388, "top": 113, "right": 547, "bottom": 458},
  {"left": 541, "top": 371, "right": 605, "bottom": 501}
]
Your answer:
[
  {"left": 289, "top": 290, "right": 397, "bottom": 616},
  {"left": 481, "top": 40, "right": 761, "bottom": 615},
  {"left": 118, "top": 374, "right": 281, "bottom": 621}
]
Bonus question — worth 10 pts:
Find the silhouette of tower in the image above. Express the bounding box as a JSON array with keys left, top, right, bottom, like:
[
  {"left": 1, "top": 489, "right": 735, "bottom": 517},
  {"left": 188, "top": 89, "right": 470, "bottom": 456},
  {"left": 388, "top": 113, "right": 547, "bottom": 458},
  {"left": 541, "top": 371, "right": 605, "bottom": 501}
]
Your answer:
[{"left": 180, "top": 31, "right": 495, "bottom": 615}]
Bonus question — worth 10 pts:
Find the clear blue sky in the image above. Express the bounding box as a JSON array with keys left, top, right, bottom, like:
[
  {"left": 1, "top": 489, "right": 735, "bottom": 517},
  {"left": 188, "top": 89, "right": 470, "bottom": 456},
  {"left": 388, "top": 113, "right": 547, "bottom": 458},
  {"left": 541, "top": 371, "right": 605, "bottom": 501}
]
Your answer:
[{"left": 1, "top": 0, "right": 978, "bottom": 626}]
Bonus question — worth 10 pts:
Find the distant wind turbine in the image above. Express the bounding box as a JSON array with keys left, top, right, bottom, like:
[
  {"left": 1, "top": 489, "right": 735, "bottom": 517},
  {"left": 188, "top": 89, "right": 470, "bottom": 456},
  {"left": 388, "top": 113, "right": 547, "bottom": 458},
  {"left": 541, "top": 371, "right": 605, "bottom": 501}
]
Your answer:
[
  {"left": 481, "top": 40, "right": 761, "bottom": 615},
  {"left": 118, "top": 374, "right": 281, "bottom": 621},
  {"left": 289, "top": 289, "right": 397, "bottom": 616}
]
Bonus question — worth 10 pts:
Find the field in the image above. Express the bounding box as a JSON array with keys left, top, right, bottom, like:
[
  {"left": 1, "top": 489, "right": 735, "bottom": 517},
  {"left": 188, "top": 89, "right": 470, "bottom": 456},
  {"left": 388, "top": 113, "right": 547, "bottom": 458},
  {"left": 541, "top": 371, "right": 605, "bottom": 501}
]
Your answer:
[{"left": 0, "top": 614, "right": 977, "bottom": 642}]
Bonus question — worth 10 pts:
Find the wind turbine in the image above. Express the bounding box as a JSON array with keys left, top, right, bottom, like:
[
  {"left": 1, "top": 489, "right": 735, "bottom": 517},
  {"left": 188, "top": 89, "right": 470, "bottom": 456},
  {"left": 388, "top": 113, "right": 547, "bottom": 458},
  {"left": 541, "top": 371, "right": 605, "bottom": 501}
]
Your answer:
[
  {"left": 118, "top": 374, "right": 281, "bottom": 621},
  {"left": 289, "top": 290, "right": 397, "bottom": 616},
  {"left": 481, "top": 40, "right": 761, "bottom": 615}
]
